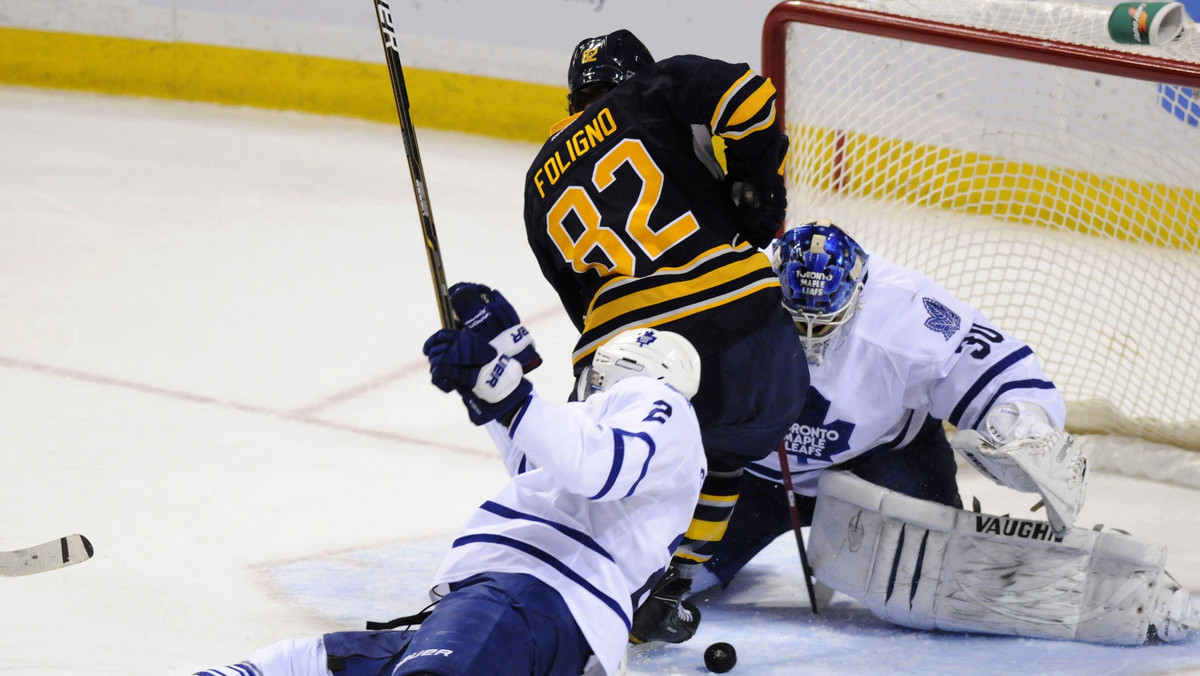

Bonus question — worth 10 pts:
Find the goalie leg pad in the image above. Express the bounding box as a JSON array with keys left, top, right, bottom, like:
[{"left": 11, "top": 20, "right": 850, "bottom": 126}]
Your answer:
[{"left": 809, "top": 471, "right": 1173, "bottom": 644}]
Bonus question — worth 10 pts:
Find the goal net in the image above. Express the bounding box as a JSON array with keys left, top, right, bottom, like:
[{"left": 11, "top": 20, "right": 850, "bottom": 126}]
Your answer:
[{"left": 763, "top": 0, "right": 1200, "bottom": 462}]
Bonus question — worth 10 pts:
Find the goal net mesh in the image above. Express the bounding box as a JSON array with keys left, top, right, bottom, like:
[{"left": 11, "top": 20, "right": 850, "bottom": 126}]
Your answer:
[{"left": 765, "top": 0, "right": 1200, "bottom": 451}]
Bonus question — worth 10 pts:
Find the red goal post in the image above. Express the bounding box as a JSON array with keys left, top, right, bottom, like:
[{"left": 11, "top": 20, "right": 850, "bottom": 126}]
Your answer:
[
  {"left": 760, "top": 0, "right": 1200, "bottom": 468},
  {"left": 763, "top": 0, "right": 1200, "bottom": 105}
]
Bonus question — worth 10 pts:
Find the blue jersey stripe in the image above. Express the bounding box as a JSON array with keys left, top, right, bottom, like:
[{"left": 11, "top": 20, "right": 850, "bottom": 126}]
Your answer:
[
  {"left": 479, "top": 501, "right": 614, "bottom": 562},
  {"left": 622, "top": 430, "right": 656, "bottom": 498},
  {"left": 949, "top": 346, "right": 1033, "bottom": 427},
  {"left": 451, "top": 533, "right": 631, "bottom": 630},
  {"left": 590, "top": 430, "right": 626, "bottom": 500},
  {"left": 858, "top": 411, "right": 916, "bottom": 457},
  {"left": 507, "top": 394, "right": 533, "bottom": 438},
  {"left": 968, "top": 379, "right": 1058, "bottom": 430},
  {"left": 589, "top": 428, "right": 657, "bottom": 500}
]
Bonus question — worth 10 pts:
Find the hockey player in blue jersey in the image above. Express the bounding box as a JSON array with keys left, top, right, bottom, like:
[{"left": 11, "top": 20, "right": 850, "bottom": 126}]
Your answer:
[
  {"left": 523, "top": 28, "right": 808, "bottom": 644},
  {"left": 692, "top": 221, "right": 1198, "bottom": 644},
  {"left": 191, "top": 283, "right": 707, "bottom": 676}
]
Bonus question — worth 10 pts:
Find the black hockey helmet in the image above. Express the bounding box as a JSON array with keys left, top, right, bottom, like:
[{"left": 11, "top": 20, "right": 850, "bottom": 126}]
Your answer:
[{"left": 567, "top": 29, "right": 654, "bottom": 98}]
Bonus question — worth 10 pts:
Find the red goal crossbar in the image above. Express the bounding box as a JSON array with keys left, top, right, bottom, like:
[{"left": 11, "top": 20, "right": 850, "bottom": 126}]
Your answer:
[{"left": 762, "top": 0, "right": 1200, "bottom": 129}]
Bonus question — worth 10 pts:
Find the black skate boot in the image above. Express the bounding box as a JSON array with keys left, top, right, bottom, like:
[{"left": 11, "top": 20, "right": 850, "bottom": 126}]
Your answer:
[{"left": 629, "top": 565, "right": 701, "bottom": 644}]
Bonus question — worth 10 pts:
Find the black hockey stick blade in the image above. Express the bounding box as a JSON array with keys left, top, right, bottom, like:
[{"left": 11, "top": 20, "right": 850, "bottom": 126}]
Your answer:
[{"left": 0, "top": 534, "right": 94, "bottom": 577}]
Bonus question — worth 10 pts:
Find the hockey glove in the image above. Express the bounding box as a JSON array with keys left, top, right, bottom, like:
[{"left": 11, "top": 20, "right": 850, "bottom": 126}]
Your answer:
[
  {"left": 449, "top": 282, "right": 542, "bottom": 373},
  {"left": 951, "top": 401, "right": 1088, "bottom": 536},
  {"left": 423, "top": 328, "right": 532, "bottom": 425},
  {"left": 725, "top": 134, "right": 789, "bottom": 249}
]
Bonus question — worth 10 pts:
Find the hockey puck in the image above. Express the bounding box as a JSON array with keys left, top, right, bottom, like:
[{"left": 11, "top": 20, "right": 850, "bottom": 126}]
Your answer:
[{"left": 704, "top": 641, "right": 736, "bottom": 673}]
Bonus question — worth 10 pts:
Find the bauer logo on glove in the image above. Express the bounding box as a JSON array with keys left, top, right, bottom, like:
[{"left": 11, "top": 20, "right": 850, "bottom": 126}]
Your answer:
[{"left": 422, "top": 327, "right": 532, "bottom": 426}]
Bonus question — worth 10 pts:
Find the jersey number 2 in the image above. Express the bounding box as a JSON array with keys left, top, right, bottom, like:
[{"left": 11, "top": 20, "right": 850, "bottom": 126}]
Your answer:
[{"left": 545, "top": 139, "right": 700, "bottom": 278}]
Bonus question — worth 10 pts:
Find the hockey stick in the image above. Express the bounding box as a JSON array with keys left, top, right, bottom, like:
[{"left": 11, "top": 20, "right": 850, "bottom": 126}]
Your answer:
[
  {"left": 775, "top": 443, "right": 819, "bottom": 613},
  {"left": 372, "top": 0, "right": 455, "bottom": 329},
  {"left": 0, "top": 534, "right": 93, "bottom": 577}
]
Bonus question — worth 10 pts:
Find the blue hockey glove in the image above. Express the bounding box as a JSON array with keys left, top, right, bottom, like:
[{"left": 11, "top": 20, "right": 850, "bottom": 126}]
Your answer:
[
  {"left": 422, "top": 328, "right": 532, "bottom": 425},
  {"left": 449, "top": 282, "right": 542, "bottom": 373}
]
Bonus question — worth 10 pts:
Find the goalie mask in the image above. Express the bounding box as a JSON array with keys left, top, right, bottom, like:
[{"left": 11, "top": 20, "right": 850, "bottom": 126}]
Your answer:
[
  {"left": 567, "top": 29, "right": 654, "bottom": 110},
  {"left": 774, "top": 221, "right": 868, "bottom": 363},
  {"left": 576, "top": 328, "right": 701, "bottom": 401}
]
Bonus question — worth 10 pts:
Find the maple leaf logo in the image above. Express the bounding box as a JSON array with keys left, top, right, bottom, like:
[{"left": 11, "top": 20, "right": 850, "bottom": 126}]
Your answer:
[
  {"left": 922, "top": 297, "right": 961, "bottom": 340},
  {"left": 782, "top": 388, "right": 854, "bottom": 464}
]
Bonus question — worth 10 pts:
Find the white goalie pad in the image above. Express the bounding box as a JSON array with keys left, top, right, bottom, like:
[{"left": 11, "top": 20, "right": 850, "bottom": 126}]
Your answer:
[{"left": 809, "top": 471, "right": 1186, "bottom": 645}]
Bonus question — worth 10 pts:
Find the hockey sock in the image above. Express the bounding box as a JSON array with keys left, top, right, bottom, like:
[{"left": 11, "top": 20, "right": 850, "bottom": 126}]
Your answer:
[{"left": 673, "top": 468, "right": 742, "bottom": 565}]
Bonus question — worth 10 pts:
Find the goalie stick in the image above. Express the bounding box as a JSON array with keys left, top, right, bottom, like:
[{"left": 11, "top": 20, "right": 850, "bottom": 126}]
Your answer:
[
  {"left": 0, "top": 534, "right": 93, "bottom": 577},
  {"left": 372, "top": 0, "right": 455, "bottom": 329},
  {"left": 776, "top": 442, "right": 819, "bottom": 613}
]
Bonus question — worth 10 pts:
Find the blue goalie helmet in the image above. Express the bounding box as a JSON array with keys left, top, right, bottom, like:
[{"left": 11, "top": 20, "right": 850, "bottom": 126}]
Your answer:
[
  {"left": 567, "top": 29, "right": 654, "bottom": 99},
  {"left": 774, "top": 220, "right": 868, "bottom": 361}
]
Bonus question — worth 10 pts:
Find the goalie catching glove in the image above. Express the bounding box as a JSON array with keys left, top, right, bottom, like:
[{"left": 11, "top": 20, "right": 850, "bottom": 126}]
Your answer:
[
  {"left": 423, "top": 328, "right": 532, "bottom": 426},
  {"left": 951, "top": 401, "right": 1088, "bottom": 535},
  {"left": 448, "top": 282, "right": 541, "bottom": 373}
]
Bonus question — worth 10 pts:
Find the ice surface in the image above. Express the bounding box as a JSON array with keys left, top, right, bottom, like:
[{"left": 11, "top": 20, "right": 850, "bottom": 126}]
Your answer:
[{"left": 0, "top": 87, "right": 1197, "bottom": 675}]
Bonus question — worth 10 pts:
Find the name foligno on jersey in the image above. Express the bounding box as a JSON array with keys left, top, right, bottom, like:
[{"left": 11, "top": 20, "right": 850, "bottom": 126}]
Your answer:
[{"left": 532, "top": 107, "right": 619, "bottom": 198}]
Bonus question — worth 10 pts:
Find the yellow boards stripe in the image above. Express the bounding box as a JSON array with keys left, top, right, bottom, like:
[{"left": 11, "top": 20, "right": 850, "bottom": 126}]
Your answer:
[
  {"left": 790, "top": 124, "right": 1200, "bottom": 251},
  {"left": 0, "top": 27, "right": 566, "bottom": 144}
]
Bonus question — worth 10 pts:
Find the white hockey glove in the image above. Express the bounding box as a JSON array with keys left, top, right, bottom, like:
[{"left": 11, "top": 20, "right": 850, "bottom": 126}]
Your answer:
[{"left": 951, "top": 402, "right": 1088, "bottom": 535}]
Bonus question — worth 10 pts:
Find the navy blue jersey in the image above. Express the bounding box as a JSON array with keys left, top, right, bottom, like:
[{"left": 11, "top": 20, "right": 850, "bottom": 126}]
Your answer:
[{"left": 523, "top": 55, "right": 789, "bottom": 370}]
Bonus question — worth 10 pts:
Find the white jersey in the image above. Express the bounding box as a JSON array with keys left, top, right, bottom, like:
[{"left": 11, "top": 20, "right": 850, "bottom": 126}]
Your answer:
[
  {"left": 431, "top": 377, "right": 707, "bottom": 676},
  {"left": 748, "top": 252, "right": 1066, "bottom": 495}
]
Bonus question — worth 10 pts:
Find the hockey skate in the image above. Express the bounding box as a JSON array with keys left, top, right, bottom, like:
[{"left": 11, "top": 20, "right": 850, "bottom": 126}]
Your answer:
[{"left": 629, "top": 567, "right": 701, "bottom": 644}]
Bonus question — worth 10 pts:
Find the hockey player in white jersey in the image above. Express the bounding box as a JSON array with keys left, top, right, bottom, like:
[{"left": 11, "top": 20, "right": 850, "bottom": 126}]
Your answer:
[
  {"left": 192, "top": 283, "right": 707, "bottom": 676},
  {"left": 695, "top": 221, "right": 1197, "bottom": 644}
]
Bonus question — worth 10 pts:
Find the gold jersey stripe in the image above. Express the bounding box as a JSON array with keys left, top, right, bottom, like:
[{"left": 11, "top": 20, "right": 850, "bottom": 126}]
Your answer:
[
  {"left": 586, "top": 243, "right": 753, "bottom": 313},
  {"left": 672, "top": 550, "right": 708, "bottom": 564},
  {"left": 719, "top": 105, "right": 778, "bottom": 141},
  {"left": 571, "top": 277, "right": 781, "bottom": 365},
  {"left": 584, "top": 252, "right": 772, "bottom": 330},
  {"left": 697, "top": 492, "right": 739, "bottom": 506},
  {"left": 709, "top": 69, "right": 755, "bottom": 131},
  {"left": 725, "top": 79, "right": 776, "bottom": 129},
  {"left": 547, "top": 112, "right": 584, "bottom": 136}
]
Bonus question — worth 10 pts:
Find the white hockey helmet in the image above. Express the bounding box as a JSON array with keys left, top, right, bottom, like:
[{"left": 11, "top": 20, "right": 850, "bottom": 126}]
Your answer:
[{"left": 576, "top": 328, "right": 701, "bottom": 401}]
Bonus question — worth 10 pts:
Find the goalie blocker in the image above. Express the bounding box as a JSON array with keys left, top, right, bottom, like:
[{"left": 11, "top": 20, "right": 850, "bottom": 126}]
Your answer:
[{"left": 809, "top": 471, "right": 1197, "bottom": 644}]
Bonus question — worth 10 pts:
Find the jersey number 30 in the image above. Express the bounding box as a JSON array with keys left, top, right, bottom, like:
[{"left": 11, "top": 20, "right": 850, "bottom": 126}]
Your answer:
[{"left": 546, "top": 139, "right": 700, "bottom": 278}]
